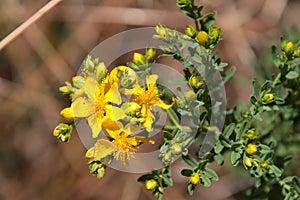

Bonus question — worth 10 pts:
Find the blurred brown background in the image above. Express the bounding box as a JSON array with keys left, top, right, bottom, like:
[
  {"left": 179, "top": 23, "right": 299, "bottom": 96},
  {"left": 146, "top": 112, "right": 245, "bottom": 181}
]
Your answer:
[{"left": 0, "top": 0, "right": 299, "bottom": 199}]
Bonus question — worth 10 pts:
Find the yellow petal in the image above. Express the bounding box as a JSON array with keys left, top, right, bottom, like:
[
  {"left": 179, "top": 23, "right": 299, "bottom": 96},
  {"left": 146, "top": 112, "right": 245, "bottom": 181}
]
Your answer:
[
  {"left": 154, "top": 98, "right": 174, "bottom": 109},
  {"left": 105, "top": 83, "right": 122, "bottom": 105},
  {"left": 71, "top": 97, "right": 93, "bottom": 117},
  {"left": 102, "top": 119, "right": 123, "bottom": 139},
  {"left": 144, "top": 110, "right": 154, "bottom": 132},
  {"left": 106, "top": 105, "right": 127, "bottom": 121},
  {"left": 87, "top": 114, "right": 103, "bottom": 138},
  {"left": 94, "top": 139, "right": 117, "bottom": 160},
  {"left": 146, "top": 74, "right": 158, "bottom": 88},
  {"left": 84, "top": 77, "right": 98, "bottom": 99}
]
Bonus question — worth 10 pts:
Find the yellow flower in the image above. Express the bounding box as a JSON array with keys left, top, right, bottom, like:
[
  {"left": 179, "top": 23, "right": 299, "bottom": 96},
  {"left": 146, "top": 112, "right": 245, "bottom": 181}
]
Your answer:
[
  {"left": 245, "top": 144, "right": 258, "bottom": 155},
  {"left": 190, "top": 173, "right": 200, "bottom": 185},
  {"left": 71, "top": 77, "right": 126, "bottom": 138},
  {"left": 132, "top": 74, "right": 174, "bottom": 131},
  {"left": 87, "top": 120, "right": 155, "bottom": 166},
  {"left": 145, "top": 179, "right": 157, "bottom": 190}
]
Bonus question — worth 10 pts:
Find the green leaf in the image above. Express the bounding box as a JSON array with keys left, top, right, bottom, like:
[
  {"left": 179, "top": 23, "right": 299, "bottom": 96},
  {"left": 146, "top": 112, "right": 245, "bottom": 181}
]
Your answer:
[
  {"left": 222, "top": 66, "right": 236, "bottom": 84},
  {"left": 269, "top": 165, "right": 282, "bottom": 177},
  {"left": 188, "top": 183, "right": 195, "bottom": 196},
  {"left": 214, "top": 140, "right": 224, "bottom": 154},
  {"left": 204, "top": 168, "right": 219, "bottom": 181},
  {"left": 223, "top": 123, "right": 235, "bottom": 139},
  {"left": 137, "top": 174, "right": 154, "bottom": 182},
  {"left": 201, "top": 175, "right": 211, "bottom": 187},
  {"left": 181, "top": 169, "right": 193, "bottom": 177},
  {"left": 160, "top": 175, "right": 173, "bottom": 187},
  {"left": 231, "top": 151, "right": 241, "bottom": 166},
  {"left": 182, "top": 154, "right": 198, "bottom": 168},
  {"left": 213, "top": 154, "right": 224, "bottom": 165},
  {"left": 286, "top": 71, "right": 299, "bottom": 79},
  {"left": 252, "top": 78, "right": 260, "bottom": 96},
  {"left": 235, "top": 121, "right": 248, "bottom": 140}
]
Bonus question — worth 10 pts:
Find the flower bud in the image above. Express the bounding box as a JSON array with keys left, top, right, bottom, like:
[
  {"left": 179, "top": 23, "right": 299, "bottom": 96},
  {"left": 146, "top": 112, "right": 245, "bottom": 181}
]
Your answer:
[
  {"left": 85, "top": 147, "right": 95, "bottom": 158},
  {"left": 146, "top": 48, "right": 156, "bottom": 60},
  {"left": 60, "top": 107, "right": 74, "bottom": 121},
  {"left": 171, "top": 143, "right": 182, "bottom": 154},
  {"left": 184, "top": 90, "right": 197, "bottom": 101},
  {"left": 185, "top": 25, "right": 196, "bottom": 37},
  {"left": 84, "top": 56, "right": 95, "bottom": 72},
  {"left": 245, "top": 144, "right": 258, "bottom": 155},
  {"left": 293, "top": 49, "right": 300, "bottom": 58},
  {"left": 262, "top": 93, "right": 275, "bottom": 104},
  {"left": 127, "top": 102, "right": 141, "bottom": 114},
  {"left": 244, "top": 156, "right": 252, "bottom": 168},
  {"left": 243, "top": 128, "right": 259, "bottom": 140},
  {"left": 285, "top": 42, "right": 295, "bottom": 55},
  {"left": 260, "top": 161, "right": 269, "bottom": 169},
  {"left": 96, "top": 167, "right": 105, "bottom": 179},
  {"left": 189, "top": 173, "right": 200, "bottom": 185},
  {"left": 59, "top": 85, "right": 75, "bottom": 96},
  {"left": 189, "top": 75, "right": 203, "bottom": 89},
  {"left": 133, "top": 53, "right": 147, "bottom": 66},
  {"left": 94, "top": 62, "right": 108, "bottom": 82},
  {"left": 72, "top": 76, "right": 85, "bottom": 88},
  {"left": 155, "top": 24, "right": 166, "bottom": 38},
  {"left": 145, "top": 179, "right": 157, "bottom": 190},
  {"left": 196, "top": 31, "right": 209, "bottom": 46},
  {"left": 209, "top": 27, "right": 221, "bottom": 43},
  {"left": 53, "top": 123, "right": 73, "bottom": 142}
]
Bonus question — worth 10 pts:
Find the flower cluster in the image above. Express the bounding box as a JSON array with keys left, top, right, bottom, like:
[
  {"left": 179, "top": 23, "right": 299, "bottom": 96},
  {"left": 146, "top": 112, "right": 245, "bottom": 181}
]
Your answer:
[{"left": 54, "top": 51, "right": 174, "bottom": 167}]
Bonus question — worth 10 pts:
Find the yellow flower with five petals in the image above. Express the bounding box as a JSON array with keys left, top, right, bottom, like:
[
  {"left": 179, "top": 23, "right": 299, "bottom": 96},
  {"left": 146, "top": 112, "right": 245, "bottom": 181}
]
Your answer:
[
  {"left": 71, "top": 77, "right": 126, "bottom": 138},
  {"left": 132, "top": 74, "right": 174, "bottom": 131},
  {"left": 86, "top": 120, "right": 154, "bottom": 167}
]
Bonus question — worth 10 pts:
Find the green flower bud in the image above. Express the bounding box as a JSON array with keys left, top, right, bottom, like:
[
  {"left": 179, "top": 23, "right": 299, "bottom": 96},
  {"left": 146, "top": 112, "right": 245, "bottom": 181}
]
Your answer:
[
  {"left": 262, "top": 93, "right": 275, "bottom": 104},
  {"left": 245, "top": 144, "right": 258, "bottom": 155},
  {"left": 146, "top": 48, "right": 156, "bottom": 60},
  {"left": 175, "top": 98, "right": 184, "bottom": 108},
  {"left": 53, "top": 123, "right": 73, "bottom": 142},
  {"left": 94, "top": 62, "right": 108, "bottom": 82},
  {"left": 59, "top": 85, "right": 75, "bottom": 96},
  {"left": 145, "top": 179, "right": 157, "bottom": 190},
  {"left": 185, "top": 25, "right": 196, "bottom": 37},
  {"left": 96, "top": 167, "right": 105, "bottom": 179},
  {"left": 196, "top": 31, "right": 209, "bottom": 46},
  {"left": 209, "top": 27, "right": 221, "bottom": 43},
  {"left": 293, "top": 49, "right": 300, "bottom": 58},
  {"left": 84, "top": 55, "right": 95, "bottom": 72},
  {"left": 189, "top": 173, "right": 200, "bottom": 185},
  {"left": 72, "top": 76, "right": 85, "bottom": 88}
]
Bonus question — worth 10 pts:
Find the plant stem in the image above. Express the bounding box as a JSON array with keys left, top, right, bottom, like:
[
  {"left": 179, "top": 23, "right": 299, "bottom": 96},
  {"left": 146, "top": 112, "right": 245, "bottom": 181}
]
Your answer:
[{"left": 0, "top": 0, "right": 63, "bottom": 51}]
